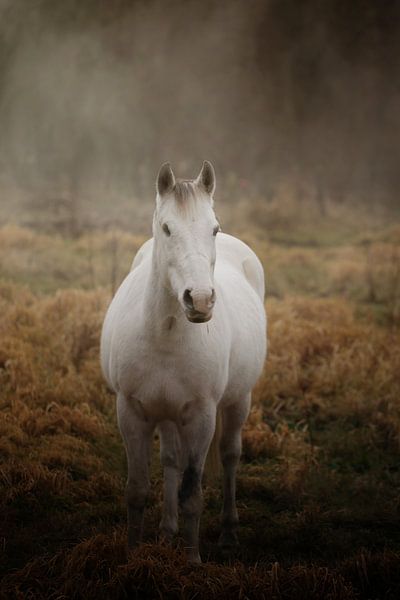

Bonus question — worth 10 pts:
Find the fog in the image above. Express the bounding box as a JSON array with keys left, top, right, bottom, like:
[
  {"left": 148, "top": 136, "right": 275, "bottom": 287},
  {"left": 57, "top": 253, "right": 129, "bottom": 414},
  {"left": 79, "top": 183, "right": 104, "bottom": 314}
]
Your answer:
[{"left": 0, "top": 0, "right": 399, "bottom": 229}]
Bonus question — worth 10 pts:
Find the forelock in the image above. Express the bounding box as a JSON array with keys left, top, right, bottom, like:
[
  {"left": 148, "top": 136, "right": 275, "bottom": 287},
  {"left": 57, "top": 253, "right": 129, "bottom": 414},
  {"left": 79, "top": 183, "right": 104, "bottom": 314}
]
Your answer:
[
  {"left": 156, "top": 178, "right": 213, "bottom": 220},
  {"left": 172, "top": 179, "right": 212, "bottom": 216},
  {"left": 173, "top": 180, "right": 196, "bottom": 205}
]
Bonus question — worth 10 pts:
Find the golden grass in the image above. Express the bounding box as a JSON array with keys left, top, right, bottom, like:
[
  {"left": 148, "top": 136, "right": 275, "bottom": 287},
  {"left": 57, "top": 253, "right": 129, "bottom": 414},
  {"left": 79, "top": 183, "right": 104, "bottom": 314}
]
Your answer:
[
  {"left": 0, "top": 215, "right": 399, "bottom": 598},
  {"left": 1, "top": 224, "right": 399, "bottom": 322},
  {"left": 0, "top": 283, "right": 108, "bottom": 410},
  {"left": 242, "top": 297, "right": 400, "bottom": 459},
  {"left": 0, "top": 224, "right": 147, "bottom": 293}
]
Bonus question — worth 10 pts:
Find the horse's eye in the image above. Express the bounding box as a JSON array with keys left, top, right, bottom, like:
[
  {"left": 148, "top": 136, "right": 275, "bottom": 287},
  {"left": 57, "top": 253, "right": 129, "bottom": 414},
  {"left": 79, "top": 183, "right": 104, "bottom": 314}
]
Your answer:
[
  {"left": 213, "top": 225, "right": 220, "bottom": 236},
  {"left": 162, "top": 223, "right": 171, "bottom": 236}
]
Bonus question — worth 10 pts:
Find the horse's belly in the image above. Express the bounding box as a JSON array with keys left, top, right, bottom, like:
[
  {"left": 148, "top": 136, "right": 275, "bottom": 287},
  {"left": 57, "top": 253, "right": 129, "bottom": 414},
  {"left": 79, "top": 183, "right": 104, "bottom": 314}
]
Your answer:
[{"left": 221, "top": 287, "right": 267, "bottom": 403}]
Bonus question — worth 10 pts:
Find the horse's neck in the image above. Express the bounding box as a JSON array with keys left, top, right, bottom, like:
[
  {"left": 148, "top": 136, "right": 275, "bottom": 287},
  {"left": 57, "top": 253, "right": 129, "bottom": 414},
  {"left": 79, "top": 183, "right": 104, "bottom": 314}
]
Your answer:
[{"left": 142, "top": 246, "right": 180, "bottom": 337}]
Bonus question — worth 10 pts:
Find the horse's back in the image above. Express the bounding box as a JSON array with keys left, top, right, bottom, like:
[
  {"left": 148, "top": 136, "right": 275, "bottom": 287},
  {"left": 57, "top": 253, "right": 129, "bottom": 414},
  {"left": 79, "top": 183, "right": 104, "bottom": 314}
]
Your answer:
[
  {"left": 215, "top": 233, "right": 265, "bottom": 301},
  {"left": 211, "top": 233, "right": 266, "bottom": 402},
  {"left": 130, "top": 238, "right": 153, "bottom": 271}
]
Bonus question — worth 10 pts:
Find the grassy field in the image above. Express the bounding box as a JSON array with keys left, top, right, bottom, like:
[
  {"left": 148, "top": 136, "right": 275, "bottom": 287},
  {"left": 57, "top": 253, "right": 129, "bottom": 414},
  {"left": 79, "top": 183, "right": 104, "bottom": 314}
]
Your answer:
[{"left": 0, "top": 206, "right": 399, "bottom": 599}]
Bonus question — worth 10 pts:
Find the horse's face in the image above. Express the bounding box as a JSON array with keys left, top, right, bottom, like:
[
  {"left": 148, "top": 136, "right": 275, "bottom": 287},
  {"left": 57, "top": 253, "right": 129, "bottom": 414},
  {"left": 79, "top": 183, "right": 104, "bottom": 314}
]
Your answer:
[{"left": 154, "top": 162, "right": 219, "bottom": 323}]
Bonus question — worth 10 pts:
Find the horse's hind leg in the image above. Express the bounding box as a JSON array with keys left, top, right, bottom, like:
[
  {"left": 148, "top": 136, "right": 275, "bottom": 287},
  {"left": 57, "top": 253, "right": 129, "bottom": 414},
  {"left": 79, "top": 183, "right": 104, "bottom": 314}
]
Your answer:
[
  {"left": 219, "top": 393, "right": 251, "bottom": 549},
  {"left": 179, "top": 402, "right": 216, "bottom": 563},
  {"left": 117, "top": 393, "right": 154, "bottom": 548},
  {"left": 158, "top": 420, "right": 181, "bottom": 542}
]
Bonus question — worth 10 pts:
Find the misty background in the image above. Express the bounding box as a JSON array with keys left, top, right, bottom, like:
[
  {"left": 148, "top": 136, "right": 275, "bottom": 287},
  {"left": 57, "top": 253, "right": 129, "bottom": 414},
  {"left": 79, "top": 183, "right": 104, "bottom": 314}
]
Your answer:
[{"left": 0, "top": 0, "right": 399, "bottom": 233}]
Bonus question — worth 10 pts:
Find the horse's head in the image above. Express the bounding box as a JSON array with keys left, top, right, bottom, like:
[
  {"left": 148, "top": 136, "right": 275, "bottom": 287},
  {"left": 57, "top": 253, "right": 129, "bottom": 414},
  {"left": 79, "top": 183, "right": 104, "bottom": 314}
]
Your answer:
[{"left": 153, "top": 161, "right": 219, "bottom": 323}]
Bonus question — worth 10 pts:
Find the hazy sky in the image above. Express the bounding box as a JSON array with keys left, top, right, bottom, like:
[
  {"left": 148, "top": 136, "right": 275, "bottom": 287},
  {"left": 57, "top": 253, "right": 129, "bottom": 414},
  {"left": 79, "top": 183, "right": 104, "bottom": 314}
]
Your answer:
[{"left": 0, "top": 0, "right": 399, "bottom": 209}]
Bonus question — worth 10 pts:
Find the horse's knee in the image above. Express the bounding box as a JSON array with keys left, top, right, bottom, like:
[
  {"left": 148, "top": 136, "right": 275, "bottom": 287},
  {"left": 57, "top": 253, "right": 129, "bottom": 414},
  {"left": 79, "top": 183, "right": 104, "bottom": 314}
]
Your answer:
[{"left": 160, "top": 447, "right": 180, "bottom": 470}]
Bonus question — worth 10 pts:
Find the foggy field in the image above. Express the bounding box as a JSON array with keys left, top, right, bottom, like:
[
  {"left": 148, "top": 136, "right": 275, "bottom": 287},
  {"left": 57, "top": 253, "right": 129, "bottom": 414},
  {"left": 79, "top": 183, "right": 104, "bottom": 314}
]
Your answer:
[
  {"left": 0, "top": 205, "right": 399, "bottom": 599},
  {"left": 1, "top": 0, "right": 400, "bottom": 597}
]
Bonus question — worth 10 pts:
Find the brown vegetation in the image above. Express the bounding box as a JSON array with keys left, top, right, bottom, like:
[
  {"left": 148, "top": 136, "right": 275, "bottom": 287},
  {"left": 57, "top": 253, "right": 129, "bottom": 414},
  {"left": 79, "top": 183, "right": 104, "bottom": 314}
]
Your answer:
[{"left": 0, "top": 220, "right": 399, "bottom": 598}]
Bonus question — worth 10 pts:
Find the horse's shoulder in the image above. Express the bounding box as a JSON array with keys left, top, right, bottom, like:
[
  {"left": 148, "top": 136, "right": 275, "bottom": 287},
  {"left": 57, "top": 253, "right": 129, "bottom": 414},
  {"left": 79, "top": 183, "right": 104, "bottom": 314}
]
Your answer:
[
  {"left": 217, "top": 233, "right": 265, "bottom": 301},
  {"left": 130, "top": 238, "right": 154, "bottom": 271}
]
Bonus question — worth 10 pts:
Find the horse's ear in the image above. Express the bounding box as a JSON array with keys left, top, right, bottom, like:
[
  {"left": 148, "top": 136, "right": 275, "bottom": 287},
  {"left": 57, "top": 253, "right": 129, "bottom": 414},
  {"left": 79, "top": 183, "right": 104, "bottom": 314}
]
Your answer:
[
  {"left": 195, "top": 160, "right": 216, "bottom": 196},
  {"left": 156, "top": 162, "right": 175, "bottom": 196}
]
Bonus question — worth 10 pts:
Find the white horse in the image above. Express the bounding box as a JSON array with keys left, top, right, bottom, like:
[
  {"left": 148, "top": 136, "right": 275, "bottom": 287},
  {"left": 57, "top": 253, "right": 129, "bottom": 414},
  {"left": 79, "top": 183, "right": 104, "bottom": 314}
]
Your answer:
[{"left": 100, "top": 161, "right": 266, "bottom": 563}]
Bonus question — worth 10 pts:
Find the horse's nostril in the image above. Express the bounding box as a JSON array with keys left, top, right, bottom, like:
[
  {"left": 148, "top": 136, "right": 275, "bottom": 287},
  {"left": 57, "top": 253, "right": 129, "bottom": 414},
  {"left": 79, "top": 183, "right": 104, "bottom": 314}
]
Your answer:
[
  {"left": 183, "top": 289, "right": 194, "bottom": 309},
  {"left": 211, "top": 288, "right": 216, "bottom": 305}
]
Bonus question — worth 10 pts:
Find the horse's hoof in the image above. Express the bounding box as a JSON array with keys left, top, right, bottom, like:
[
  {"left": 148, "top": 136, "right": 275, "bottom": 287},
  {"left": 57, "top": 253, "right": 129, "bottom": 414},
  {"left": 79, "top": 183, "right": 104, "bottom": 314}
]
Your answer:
[
  {"left": 158, "top": 527, "right": 175, "bottom": 545},
  {"left": 186, "top": 549, "right": 202, "bottom": 564}
]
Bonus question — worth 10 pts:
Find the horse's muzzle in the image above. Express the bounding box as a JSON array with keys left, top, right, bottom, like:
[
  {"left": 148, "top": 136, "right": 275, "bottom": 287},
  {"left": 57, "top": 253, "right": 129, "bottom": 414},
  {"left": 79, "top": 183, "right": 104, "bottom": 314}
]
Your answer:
[{"left": 183, "top": 288, "right": 215, "bottom": 323}]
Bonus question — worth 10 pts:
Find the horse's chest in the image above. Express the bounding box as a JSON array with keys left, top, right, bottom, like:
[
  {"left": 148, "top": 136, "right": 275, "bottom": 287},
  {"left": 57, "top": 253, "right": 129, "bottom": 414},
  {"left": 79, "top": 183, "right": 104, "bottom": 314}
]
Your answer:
[{"left": 118, "top": 337, "right": 227, "bottom": 411}]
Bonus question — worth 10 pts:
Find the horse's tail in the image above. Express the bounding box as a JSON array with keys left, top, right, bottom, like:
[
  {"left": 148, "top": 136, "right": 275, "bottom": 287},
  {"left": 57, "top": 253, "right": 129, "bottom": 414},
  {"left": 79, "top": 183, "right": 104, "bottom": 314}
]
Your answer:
[{"left": 205, "top": 406, "right": 222, "bottom": 481}]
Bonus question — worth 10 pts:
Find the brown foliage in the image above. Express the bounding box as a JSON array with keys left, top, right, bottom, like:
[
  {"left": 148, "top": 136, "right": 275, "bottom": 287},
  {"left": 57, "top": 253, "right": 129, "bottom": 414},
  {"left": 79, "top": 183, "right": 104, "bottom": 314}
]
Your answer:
[
  {"left": 242, "top": 297, "right": 400, "bottom": 464},
  {"left": 1, "top": 534, "right": 357, "bottom": 600},
  {"left": 257, "top": 297, "right": 400, "bottom": 415},
  {"left": 0, "top": 274, "right": 399, "bottom": 598},
  {"left": 0, "top": 283, "right": 109, "bottom": 410}
]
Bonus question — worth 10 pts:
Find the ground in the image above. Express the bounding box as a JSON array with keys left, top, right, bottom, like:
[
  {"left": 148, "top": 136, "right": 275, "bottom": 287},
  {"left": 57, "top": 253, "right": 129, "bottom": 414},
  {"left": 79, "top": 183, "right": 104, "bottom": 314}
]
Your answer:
[{"left": 0, "top": 201, "right": 399, "bottom": 599}]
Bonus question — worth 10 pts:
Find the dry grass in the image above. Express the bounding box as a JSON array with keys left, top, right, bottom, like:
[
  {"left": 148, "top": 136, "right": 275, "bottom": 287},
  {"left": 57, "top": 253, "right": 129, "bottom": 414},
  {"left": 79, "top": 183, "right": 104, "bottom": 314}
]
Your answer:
[
  {"left": 0, "top": 224, "right": 146, "bottom": 293},
  {"left": 0, "top": 217, "right": 400, "bottom": 598},
  {"left": 1, "top": 223, "right": 400, "bottom": 322},
  {"left": 1, "top": 534, "right": 358, "bottom": 600},
  {"left": 0, "top": 282, "right": 124, "bottom": 582}
]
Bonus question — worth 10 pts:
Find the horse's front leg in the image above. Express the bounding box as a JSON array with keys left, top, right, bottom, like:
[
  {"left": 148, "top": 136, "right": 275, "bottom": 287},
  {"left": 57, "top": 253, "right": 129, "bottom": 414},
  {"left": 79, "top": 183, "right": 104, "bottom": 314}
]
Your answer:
[
  {"left": 159, "top": 420, "right": 181, "bottom": 542},
  {"left": 117, "top": 393, "right": 154, "bottom": 548},
  {"left": 218, "top": 394, "right": 251, "bottom": 550},
  {"left": 179, "top": 402, "right": 216, "bottom": 563}
]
